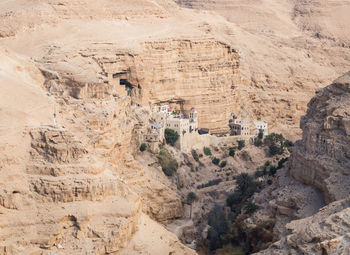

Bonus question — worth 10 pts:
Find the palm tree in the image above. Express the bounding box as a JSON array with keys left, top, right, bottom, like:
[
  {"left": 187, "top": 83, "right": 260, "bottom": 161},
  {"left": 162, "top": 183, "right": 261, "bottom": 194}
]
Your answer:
[
  {"left": 244, "top": 200, "right": 259, "bottom": 214},
  {"left": 187, "top": 192, "right": 197, "bottom": 219},
  {"left": 236, "top": 173, "right": 252, "bottom": 192}
]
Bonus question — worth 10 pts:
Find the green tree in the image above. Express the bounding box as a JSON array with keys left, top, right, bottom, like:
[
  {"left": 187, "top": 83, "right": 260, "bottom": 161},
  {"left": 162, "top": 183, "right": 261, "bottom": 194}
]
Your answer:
[
  {"left": 191, "top": 150, "right": 199, "bottom": 162},
  {"left": 164, "top": 128, "right": 179, "bottom": 146},
  {"left": 229, "top": 148, "right": 235, "bottom": 157},
  {"left": 238, "top": 140, "right": 245, "bottom": 150},
  {"left": 203, "top": 147, "right": 212, "bottom": 156},
  {"left": 269, "top": 166, "right": 277, "bottom": 176},
  {"left": 212, "top": 157, "right": 220, "bottom": 165},
  {"left": 269, "top": 143, "right": 282, "bottom": 156},
  {"left": 158, "top": 148, "right": 178, "bottom": 176},
  {"left": 258, "top": 131, "right": 264, "bottom": 140},
  {"left": 264, "top": 133, "right": 286, "bottom": 156},
  {"left": 208, "top": 228, "right": 220, "bottom": 250},
  {"left": 208, "top": 205, "right": 229, "bottom": 236},
  {"left": 236, "top": 173, "right": 253, "bottom": 192},
  {"left": 244, "top": 200, "right": 259, "bottom": 214},
  {"left": 187, "top": 192, "right": 197, "bottom": 219},
  {"left": 139, "top": 143, "right": 147, "bottom": 152},
  {"left": 254, "top": 137, "right": 263, "bottom": 147},
  {"left": 220, "top": 161, "right": 227, "bottom": 168}
]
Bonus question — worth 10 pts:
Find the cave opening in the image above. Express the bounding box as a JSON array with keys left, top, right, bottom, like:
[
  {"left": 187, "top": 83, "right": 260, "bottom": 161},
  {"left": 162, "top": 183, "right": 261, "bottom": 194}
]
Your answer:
[{"left": 120, "top": 79, "right": 134, "bottom": 96}]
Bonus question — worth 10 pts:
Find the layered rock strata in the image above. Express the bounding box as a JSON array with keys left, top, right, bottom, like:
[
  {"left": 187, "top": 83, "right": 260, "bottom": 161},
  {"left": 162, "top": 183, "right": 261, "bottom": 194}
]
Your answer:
[
  {"left": 252, "top": 72, "right": 350, "bottom": 254},
  {"left": 288, "top": 72, "right": 350, "bottom": 203},
  {"left": 0, "top": 48, "right": 193, "bottom": 254},
  {"left": 0, "top": 0, "right": 241, "bottom": 134},
  {"left": 176, "top": 0, "right": 350, "bottom": 138}
]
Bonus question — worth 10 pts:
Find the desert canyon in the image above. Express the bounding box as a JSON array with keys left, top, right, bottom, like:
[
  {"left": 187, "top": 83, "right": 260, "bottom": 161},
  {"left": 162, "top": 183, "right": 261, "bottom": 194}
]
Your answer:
[{"left": 0, "top": 0, "right": 349, "bottom": 254}]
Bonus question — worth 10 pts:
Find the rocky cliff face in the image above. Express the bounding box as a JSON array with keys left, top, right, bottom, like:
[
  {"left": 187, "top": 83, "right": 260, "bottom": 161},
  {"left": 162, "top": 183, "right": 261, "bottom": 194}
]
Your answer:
[
  {"left": 0, "top": 0, "right": 241, "bottom": 134},
  {"left": 176, "top": 0, "right": 350, "bottom": 139},
  {"left": 251, "top": 72, "right": 350, "bottom": 254},
  {"left": 289, "top": 72, "right": 350, "bottom": 203},
  {"left": 0, "top": 46, "right": 193, "bottom": 254},
  {"left": 138, "top": 40, "right": 240, "bottom": 134},
  {"left": 257, "top": 196, "right": 350, "bottom": 255},
  {"left": 37, "top": 39, "right": 240, "bottom": 134}
]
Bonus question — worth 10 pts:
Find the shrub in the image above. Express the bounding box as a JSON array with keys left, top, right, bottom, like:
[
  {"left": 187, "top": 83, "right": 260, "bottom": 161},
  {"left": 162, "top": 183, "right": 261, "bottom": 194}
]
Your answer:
[
  {"left": 191, "top": 150, "right": 199, "bottom": 162},
  {"left": 258, "top": 131, "right": 264, "bottom": 140},
  {"left": 254, "top": 137, "right": 263, "bottom": 147},
  {"left": 264, "top": 133, "right": 284, "bottom": 146},
  {"left": 229, "top": 148, "right": 235, "bottom": 157},
  {"left": 269, "top": 166, "right": 277, "bottom": 176},
  {"left": 203, "top": 147, "right": 212, "bottom": 156},
  {"left": 220, "top": 161, "right": 227, "bottom": 168},
  {"left": 158, "top": 148, "right": 178, "bottom": 176},
  {"left": 197, "top": 179, "right": 222, "bottom": 189},
  {"left": 254, "top": 170, "right": 264, "bottom": 178},
  {"left": 212, "top": 157, "right": 220, "bottom": 165},
  {"left": 244, "top": 201, "right": 259, "bottom": 214},
  {"left": 238, "top": 140, "right": 245, "bottom": 150},
  {"left": 284, "top": 140, "right": 294, "bottom": 152},
  {"left": 284, "top": 140, "right": 294, "bottom": 148},
  {"left": 277, "top": 157, "right": 289, "bottom": 169},
  {"left": 139, "top": 143, "right": 147, "bottom": 152},
  {"left": 269, "top": 143, "right": 283, "bottom": 156},
  {"left": 164, "top": 128, "right": 179, "bottom": 146}
]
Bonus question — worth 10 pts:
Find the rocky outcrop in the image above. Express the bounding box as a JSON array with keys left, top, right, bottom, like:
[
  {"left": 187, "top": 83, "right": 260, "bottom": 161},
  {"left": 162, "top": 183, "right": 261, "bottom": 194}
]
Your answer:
[
  {"left": 251, "top": 72, "right": 350, "bottom": 254},
  {"left": 0, "top": 47, "right": 192, "bottom": 254},
  {"left": 257, "top": 196, "right": 350, "bottom": 255},
  {"left": 288, "top": 72, "right": 350, "bottom": 203}
]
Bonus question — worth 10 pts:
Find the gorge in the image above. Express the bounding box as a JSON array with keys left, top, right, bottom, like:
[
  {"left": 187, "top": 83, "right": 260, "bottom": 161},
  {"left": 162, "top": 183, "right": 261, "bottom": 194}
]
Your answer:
[{"left": 0, "top": 0, "right": 349, "bottom": 254}]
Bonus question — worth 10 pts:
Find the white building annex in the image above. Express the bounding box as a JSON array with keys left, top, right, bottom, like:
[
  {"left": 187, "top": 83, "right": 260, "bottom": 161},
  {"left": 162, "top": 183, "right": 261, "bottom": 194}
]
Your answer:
[{"left": 254, "top": 120, "right": 268, "bottom": 136}]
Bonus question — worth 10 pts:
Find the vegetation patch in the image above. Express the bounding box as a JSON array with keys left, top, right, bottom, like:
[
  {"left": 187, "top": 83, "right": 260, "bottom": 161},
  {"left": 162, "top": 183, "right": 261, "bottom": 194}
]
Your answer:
[
  {"left": 207, "top": 205, "right": 229, "bottom": 250},
  {"left": 191, "top": 149, "right": 199, "bottom": 162},
  {"left": 229, "top": 148, "right": 235, "bottom": 157},
  {"left": 158, "top": 148, "right": 178, "bottom": 176},
  {"left": 237, "top": 140, "right": 245, "bottom": 150},
  {"left": 139, "top": 143, "right": 147, "bottom": 152},
  {"left": 219, "top": 160, "right": 227, "bottom": 168},
  {"left": 164, "top": 128, "right": 179, "bottom": 146},
  {"left": 212, "top": 157, "right": 220, "bottom": 165},
  {"left": 253, "top": 131, "right": 264, "bottom": 147},
  {"left": 197, "top": 178, "right": 222, "bottom": 189},
  {"left": 264, "top": 133, "right": 293, "bottom": 156},
  {"left": 203, "top": 146, "right": 212, "bottom": 156}
]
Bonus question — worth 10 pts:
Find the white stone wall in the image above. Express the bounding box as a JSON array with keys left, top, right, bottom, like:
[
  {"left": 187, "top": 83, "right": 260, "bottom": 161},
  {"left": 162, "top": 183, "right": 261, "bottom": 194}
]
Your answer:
[{"left": 177, "top": 132, "right": 253, "bottom": 153}]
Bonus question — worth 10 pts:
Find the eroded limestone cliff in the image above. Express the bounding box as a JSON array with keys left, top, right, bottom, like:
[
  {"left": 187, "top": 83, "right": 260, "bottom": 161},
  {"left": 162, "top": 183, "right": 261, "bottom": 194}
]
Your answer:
[
  {"left": 251, "top": 73, "right": 350, "bottom": 254},
  {"left": 0, "top": 46, "right": 193, "bottom": 254},
  {"left": 176, "top": 0, "right": 350, "bottom": 139},
  {"left": 289, "top": 72, "right": 350, "bottom": 203}
]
